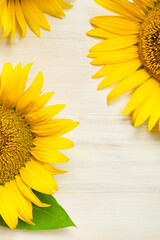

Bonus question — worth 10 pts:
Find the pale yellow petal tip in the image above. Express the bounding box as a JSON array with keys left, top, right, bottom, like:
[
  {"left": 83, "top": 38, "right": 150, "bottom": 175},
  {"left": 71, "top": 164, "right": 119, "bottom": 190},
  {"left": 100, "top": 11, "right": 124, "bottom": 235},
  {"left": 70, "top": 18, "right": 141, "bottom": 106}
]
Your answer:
[
  {"left": 148, "top": 122, "right": 154, "bottom": 132},
  {"left": 50, "top": 91, "right": 55, "bottom": 97},
  {"left": 122, "top": 109, "right": 128, "bottom": 116},
  {"left": 86, "top": 30, "right": 93, "bottom": 36},
  {"left": 28, "top": 220, "right": 36, "bottom": 226},
  {"left": 24, "top": 62, "right": 34, "bottom": 70},
  {"left": 9, "top": 222, "right": 18, "bottom": 230},
  {"left": 10, "top": 38, "right": 14, "bottom": 44},
  {"left": 74, "top": 121, "right": 80, "bottom": 128},
  {"left": 97, "top": 82, "right": 105, "bottom": 90},
  {"left": 60, "top": 104, "right": 66, "bottom": 111},
  {"left": 90, "top": 17, "right": 96, "bottom": 25},
  {"left": 20, "top": 34, "right": 26, "bottom": 40},
  {"left": 134, "top": 121, "right": 141, "bottom": 128},
  {"left": 148, "top": 126, "right": 152, "bottom": 132},
  {"left": 36, "top": 71, "right": 44, "bottom": 81},
  {"left": 61, "top": 170, "right": 68, "bottom": 174},
  {"left": 123, "top": 105, "right": 133, "bottom": 116},
  {"left": 107, "top": 97, "right": 113, "bottom": 105},
  {"left": 47, "top": 25, "right": 51, "bottom": 32},
  {"left": 92, "top": 73, "right": 98, "bottom": 79},
  {"left": 90, "top": 59, "right": 98, "bottom": 65},
  {"left": 87, "top": 53, "right": 92, "bottom": 58},
  {"left": 41, "top": 203, "right": 51, "bottom": 208}
]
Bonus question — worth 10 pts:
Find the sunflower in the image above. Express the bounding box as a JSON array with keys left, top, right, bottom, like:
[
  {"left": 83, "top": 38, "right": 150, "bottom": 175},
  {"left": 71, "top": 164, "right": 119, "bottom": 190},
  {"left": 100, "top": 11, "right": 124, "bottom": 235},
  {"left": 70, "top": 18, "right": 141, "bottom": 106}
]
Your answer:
[
  {"left": 0, "top": 0, "right": 72, "bottom": 41},
  {"left": 0, "top": 62, "right": 78, "bottom": 229},
  {"left": 87, "top": 0, "right": 160, "bottom": 131}
]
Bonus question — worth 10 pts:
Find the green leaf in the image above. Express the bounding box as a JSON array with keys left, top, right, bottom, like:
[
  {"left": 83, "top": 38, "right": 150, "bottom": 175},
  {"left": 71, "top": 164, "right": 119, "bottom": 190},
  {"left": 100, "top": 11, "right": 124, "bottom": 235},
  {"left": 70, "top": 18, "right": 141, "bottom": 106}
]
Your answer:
[{"left": 0, "top": 191, "right": 76, "bottom": 230}]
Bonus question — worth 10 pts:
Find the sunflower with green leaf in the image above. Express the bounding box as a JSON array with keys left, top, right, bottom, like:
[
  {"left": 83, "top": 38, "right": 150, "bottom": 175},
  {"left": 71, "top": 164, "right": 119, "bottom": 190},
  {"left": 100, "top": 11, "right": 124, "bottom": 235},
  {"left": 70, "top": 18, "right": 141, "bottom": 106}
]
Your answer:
[
  {"left": 87, "top": 0, "right": 160, "bottom": 131},
  {"left": 0, "top": 0, "right": 72, "bottom": 41},
  {"left": 0, "top": 63, "right": 78, "bottom": 230}
]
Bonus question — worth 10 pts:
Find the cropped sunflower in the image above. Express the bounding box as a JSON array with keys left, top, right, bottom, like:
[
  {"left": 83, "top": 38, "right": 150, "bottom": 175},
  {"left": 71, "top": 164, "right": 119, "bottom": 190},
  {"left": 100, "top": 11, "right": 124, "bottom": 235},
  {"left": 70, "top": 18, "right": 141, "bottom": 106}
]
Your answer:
[
  {"left": 0, "top": 62, "right": 78, "bottom": 229},
  {"left": 0, "top": 0, "right": 72, "bottom": 41},
  {"left": 87, "top": 0, "right": 160, "bottom": 131}
]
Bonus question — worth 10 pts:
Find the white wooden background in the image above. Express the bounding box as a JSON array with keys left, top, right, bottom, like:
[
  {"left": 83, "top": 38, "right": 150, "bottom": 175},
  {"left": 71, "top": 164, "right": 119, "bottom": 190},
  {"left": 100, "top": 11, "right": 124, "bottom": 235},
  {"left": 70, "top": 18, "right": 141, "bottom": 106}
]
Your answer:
[{"left": 1, "top": 0, "right": 160, "bottom": 239}]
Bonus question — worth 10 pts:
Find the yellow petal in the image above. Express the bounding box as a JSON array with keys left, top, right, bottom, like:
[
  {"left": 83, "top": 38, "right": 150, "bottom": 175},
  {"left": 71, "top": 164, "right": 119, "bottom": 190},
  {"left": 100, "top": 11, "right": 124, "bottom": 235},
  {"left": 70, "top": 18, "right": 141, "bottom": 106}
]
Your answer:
[
  {"left": 141, "top": 0, "right": 155, "bottom": 8},
  {"left": 20, "top": 159, "right": 58, "bottom": 194},
  {"left": 97, "top": 58, "right": 141, "bottom": 89},
  {"left": 33, "top": 136, "right": 74, "bottom": 150},
  {"left": 16, "top": 175, "right": 50, "bottom": 208},
  {"left": 16, "top": 71, "right": 43, "bottom": 114},
  {"left": 10, "top": 1, "right": 16, "bottom": 42},
  {"left": 90, "top": 35, "right": 138, "bottom": 51},
  {"left": 148, "top": 93, "right": 160, "bottom": 131},
  {"left": 92, "top": 65, "right": 116, "bottom": 79},
  {"left": 132, "top": 101, "right": 145, "bottom": 126},
  {"left": 94, "top": 0, "right": 144, "bottom": 20},
  {"left": 0, "top": 1, "right": 12, "bottom": 39},
  {"left": 34, "top": 0, "right": 65, "bottom": 17},
  {"left": 15, "top": 0, "right": 27, "bottom": 38},
  {"left": 21, "top": 0, "right": 41, "bottom": 37},
  {"left": 0, "top": 185, "right": 18, "bottom": 229},
  {"left": 90, "top": 46, "right": 138, "bottom": 65},
  {"left": 31, "top": 146, "right": 69, "bottom": 163},
  {"left": 2, "top": 63, "right": 33, "bottom": 107},
  {"left": 5, "top": 181, "right": 34, "bottom": 225},
  {"left": 31, "top": 119, "right": 79, "bottom": 137},
  {"left": 1, "top": 63, "right": 22, "bottom": 108},
  {"left": 123, "top": 79, "right": 158, "bottom": 115},
  {"left": 90, "top": 16, "right": 140, "bottom": 35},
  {"left": 38, "top": 162, "right": 68, "bottom": 175},
  {"left": 0, "top": 62, "right": 13, "bottom": 100},
  {"left": 134, "top": 86, "right": 160, "bottom": 128},
  {"left": 22, "top": 91, "right": 54, "bottom": 115},
  {"left": 107, "top": 68, "right": 150, "bottom": 103},
  {"left": 87, "top": 28, "right": 118, "bottom": 39},
  {"left": 25, "top": 104, "right": 66, "bottom": 124},
  {"left": 133, "top": 0, "right": 148, "bottom": 13}
]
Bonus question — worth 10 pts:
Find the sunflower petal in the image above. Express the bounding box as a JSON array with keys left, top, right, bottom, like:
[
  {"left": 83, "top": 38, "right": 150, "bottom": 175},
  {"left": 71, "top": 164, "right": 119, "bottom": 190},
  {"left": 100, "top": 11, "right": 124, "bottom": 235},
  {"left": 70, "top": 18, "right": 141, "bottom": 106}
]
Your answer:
[
  {"left": 90, "top": 35, "right": 138, "bottom": 51},
  {"left": 148, "top": 94, "right": 160, "bottom": 131},
  {"left": 94, "top": 0, "right": 144, "bottom": 20},
  {"left": 31, "top": 147, "right": 69, "bottom": 163},
  {"left": 97, "top": 58, "right": 142, "bottom": 89},
  {"left": 0, "top": 185, "right": 18, "bottom": 229},
  {"left": 16, "top": 175, "right": 50, "bottom": 208},
  {"left": 16, "top": 71, "right": 43, "bottom": 113},
  {"left": 90, "top": 16, "right": 140, "bottom": 35},
  {"left": 87, "top": 28, "right": 118, "bottom": 39},
  {"left": 134, "top": 87, "right": 160, "bottom": 128},
  {"left": 90, "top": 46, "right": 138, "bottom": 65},
  {"left": 5, "top": 181, "right": 34, "bottom": 225},
  {"left": 25, "top": 104, "right": 66, "bottom": 124},
  {"left": 22, "top": 91, "right": 55, "bottom": 114},
  {"left": 123, "top": 79, "right": 158, "bottom": 115},
  {"left": 107, "top": 69, "right": 150, "bottom": 103},
  {"left": 31, "top": 119, "right": 79, "bottom": 137},
  {"left": 33, "top": 136, "right": 74, "bottom": 150},
  {"left": 20, "top": 160, "right": 58, "bottom": 194}
]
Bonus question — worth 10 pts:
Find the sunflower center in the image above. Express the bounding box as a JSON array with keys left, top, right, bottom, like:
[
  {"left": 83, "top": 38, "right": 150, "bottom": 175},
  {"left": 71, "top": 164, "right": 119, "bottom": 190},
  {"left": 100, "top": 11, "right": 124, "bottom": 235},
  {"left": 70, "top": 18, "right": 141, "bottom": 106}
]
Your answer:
[
  {"left": 0, "top": 106, "right": 34, "bottom": 185},
  {"left": 139, "top": 3, "right": 160, "bottom": 81}
]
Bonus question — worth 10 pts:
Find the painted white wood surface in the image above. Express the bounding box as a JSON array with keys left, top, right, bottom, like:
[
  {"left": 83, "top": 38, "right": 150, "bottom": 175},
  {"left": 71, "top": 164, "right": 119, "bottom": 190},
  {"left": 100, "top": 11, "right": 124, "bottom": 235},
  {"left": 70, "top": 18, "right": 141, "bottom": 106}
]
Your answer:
[{"left": 1, "top": 0, "right": 160, "bottom": 239}]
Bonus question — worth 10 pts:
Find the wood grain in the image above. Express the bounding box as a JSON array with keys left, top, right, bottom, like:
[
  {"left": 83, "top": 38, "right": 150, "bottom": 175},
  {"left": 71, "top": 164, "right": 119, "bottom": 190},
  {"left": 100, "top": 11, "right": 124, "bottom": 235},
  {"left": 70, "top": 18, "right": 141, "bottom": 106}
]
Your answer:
[{"left": 0, "top": 0, "right": 160, "bottom": 239}]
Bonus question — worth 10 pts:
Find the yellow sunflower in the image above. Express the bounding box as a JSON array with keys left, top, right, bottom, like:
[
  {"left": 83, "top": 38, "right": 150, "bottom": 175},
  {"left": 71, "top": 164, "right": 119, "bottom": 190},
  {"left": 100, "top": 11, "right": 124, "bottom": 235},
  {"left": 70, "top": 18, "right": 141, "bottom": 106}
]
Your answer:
[
  {"left": 0, "top": 62, "right": 78, "bottom": 229},
  {"left": 87, "top": 0, "right": 160, "bottom": 131},
  {"left": 0, "top": 0, "right": 72, "bottom": 41}
]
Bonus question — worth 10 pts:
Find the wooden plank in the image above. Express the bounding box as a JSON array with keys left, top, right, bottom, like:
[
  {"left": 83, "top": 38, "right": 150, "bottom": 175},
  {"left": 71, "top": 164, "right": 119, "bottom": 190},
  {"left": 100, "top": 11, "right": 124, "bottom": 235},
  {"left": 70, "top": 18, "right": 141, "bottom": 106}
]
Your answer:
[{"left": 6, "top": 193, "right": 160, "bottom": 240}]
